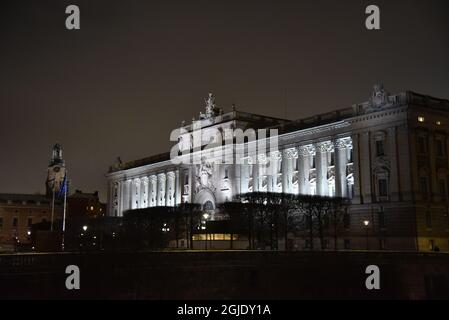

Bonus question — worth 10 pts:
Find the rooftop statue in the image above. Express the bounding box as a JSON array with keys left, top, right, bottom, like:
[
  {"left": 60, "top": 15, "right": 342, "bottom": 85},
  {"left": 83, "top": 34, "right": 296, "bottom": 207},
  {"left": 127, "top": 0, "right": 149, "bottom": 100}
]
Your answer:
[{"left": 199, "top": 93, "right": 221, "bottom": 119}]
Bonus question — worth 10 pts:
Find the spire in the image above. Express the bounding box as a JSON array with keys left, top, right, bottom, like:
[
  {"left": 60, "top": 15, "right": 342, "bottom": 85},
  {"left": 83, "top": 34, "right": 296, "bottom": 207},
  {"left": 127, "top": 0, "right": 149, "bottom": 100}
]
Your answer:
[{"left": 50, "top": 143, "right": 64, "bottom": 166}]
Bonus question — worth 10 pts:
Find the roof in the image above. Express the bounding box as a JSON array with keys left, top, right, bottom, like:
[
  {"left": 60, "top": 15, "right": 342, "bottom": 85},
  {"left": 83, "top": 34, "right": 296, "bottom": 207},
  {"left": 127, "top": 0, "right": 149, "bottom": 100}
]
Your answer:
[
  {"left": 108, "top": 90, "right": 449, "bottom": 173},
  {"left": 0, "top": 193, "right": 51, "bottom": 205}
]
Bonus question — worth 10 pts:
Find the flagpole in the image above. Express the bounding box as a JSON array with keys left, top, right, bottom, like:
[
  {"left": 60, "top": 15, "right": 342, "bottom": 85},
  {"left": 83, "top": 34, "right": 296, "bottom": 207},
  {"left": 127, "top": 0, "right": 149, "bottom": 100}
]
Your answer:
[
  {"left": 51, "top": 187, "right": 55, "bottom": 232},
  {"left": 62, "top": 172, "right": 68, "bottom": 251}
]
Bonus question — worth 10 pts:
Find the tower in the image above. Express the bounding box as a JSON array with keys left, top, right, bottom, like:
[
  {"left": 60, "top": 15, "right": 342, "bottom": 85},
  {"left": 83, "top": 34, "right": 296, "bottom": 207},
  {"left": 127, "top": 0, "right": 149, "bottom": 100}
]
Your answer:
[{"left": 46, "top": 143, "right": 66, "bottom": 197}]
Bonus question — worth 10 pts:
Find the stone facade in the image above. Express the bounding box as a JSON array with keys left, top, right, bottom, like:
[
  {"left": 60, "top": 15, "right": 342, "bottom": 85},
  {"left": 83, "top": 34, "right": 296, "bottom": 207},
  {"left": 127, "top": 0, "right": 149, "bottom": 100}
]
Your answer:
[{"left": 106, "top": 86, "right": 449, "bottom": 252}]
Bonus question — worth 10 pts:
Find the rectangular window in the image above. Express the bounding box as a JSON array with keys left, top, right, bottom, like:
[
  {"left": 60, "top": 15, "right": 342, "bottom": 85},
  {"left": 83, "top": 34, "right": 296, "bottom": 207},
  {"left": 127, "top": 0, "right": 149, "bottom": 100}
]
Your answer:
[
  {"left": 376, "top": 140, "right": 385, "bottom": 157},
  {"left": 421, "top": 177, "right": 429, "bottom": 199},
  {"left": 224, "top": 167, "right": 229, "bottom": 179},
  {"left": 418, "top": 136, "right": 427, "bottom": 154},
  {"left": 344, "top": 239, "right": 351, "bottom": 250},
  {"left": 436, "top": 139, "right": 444, "bottom": 157},
  {"left": 378, "top": 179, "right": 388, "bottom": 197},
  {"left": 311, "top": 156, "right": 316, "bottom": 169},
  {"left": 184, "top": 173, "right": 189, "bottom": 186},
  {"left": 12, "top": 217, "right": 18, "bottom": 227},
  {"left": 28, "top": 217, "right": 33, "bottom": 227},
  {"left": 439, "top": 179, "right": 447, "bottom": 201},
  {"left": 426, "top": 211, "right": 432, "bottom": 228},
  {"left": 305, "top": 239, "right": 311, "bottom": 249}
]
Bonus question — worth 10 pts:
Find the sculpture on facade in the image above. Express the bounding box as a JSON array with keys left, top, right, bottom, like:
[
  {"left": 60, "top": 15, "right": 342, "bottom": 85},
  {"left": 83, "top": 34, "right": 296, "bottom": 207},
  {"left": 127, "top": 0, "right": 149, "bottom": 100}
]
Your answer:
[
  {"left": 195, "top": 158, "right": 215, "bottom": 192},
  {"left": 199, "top": 93, "right": 221, "bottom": 119}
]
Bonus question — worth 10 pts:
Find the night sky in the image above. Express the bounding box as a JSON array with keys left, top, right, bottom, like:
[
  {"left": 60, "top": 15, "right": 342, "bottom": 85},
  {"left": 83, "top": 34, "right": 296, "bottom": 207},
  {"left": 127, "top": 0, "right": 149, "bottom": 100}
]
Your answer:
[{"left": 0, "top": 0, "right": 448, "bottom": 201}]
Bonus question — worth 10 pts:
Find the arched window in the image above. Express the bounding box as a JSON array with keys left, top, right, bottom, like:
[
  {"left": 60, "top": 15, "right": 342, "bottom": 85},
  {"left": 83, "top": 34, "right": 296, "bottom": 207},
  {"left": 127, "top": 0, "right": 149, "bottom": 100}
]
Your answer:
[{"left": 203, "top": 201, "right": 214, "bottom": 211}]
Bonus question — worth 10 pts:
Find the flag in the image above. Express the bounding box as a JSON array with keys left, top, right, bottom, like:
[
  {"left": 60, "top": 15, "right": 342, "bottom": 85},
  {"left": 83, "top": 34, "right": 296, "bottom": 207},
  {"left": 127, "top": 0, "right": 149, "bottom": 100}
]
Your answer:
[{"left": 57, "top": 174, "right": 68, "bottom": 199}]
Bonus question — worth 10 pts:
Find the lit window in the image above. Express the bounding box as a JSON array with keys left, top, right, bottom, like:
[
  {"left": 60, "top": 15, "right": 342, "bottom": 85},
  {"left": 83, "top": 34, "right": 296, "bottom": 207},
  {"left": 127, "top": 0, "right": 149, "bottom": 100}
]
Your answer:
[{"left": 418, "top": 116, "right": 425, "bottom": 123}]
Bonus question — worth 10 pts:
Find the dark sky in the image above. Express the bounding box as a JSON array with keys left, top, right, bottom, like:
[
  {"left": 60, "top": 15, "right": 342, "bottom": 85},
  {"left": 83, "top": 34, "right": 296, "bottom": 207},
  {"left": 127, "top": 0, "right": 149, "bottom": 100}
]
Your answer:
[{"left": 1, "top": 0, "right": 448, "bottom": 201}]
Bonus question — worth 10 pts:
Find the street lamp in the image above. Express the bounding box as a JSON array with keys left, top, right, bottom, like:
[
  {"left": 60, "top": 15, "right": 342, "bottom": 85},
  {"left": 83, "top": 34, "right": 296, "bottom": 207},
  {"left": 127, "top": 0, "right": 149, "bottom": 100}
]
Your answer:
[
  {"left": 82, "top": 225, "right": 88, "bottom": 232},
  {"left": 363, "top": 220, "right": 370, "bottom": 250}
]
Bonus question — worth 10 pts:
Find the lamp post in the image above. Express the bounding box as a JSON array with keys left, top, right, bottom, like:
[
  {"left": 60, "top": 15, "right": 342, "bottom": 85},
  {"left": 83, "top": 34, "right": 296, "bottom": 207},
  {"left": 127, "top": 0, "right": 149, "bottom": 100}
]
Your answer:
[{"left": 363, "top": 220, "right": 370, "bottom": 250}]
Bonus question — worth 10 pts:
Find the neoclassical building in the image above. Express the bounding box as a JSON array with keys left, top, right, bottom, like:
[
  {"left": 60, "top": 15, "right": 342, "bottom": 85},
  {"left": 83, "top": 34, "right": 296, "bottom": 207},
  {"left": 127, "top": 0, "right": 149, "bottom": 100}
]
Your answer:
[{"left": 107, "top": 85, "right": 449, "bottom": 251}]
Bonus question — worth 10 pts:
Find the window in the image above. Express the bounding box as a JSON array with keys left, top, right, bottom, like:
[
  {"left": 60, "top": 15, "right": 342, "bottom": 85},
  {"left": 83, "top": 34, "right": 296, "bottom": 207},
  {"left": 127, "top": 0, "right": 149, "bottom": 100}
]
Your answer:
[
  {"left": 421, "top": 177, "right": 429, "bottom": 199},
  {"left": 439, "top": 179, "right": 447, "bottom": 201},
  {"left": 311, "top": 156, "right": 316, "bottom": 169},
  {"left": 378, "top": 208, "right": 386, "bottom": 229},
  {"left": 305, "top": 239, "right": 311, "bottom": 249},
  {"left": 0, "top": 217, "right": 3, "bottom": 229},
  {"left": 27, "top": 218, "right": 32, "bottom": 227},
  {"left": 426, "top": 211, "right": 432, "bottom": 228},
  {"left": 344, "top": 239, "right": 351, "bottom": 250},
  {"left": 224, "top": 167, "right": 229, "bottom": 179},
  {"left": 12, "top": 217, "right": 18, "bottom": 227},
  {"left": 376, "top": 140, "right": 385, "bottom": 157},
  {"left": 378, "top": 179, "right": 388, "bottom": 197},
  {"left": 418, "top": 136, "right": 427, "bottom": 154},
  {"left": 436, "top": 139, "right": 445, "bottom": 157},
  {"left": 344, "top": 212, "right": 351, "bottom": 229}
]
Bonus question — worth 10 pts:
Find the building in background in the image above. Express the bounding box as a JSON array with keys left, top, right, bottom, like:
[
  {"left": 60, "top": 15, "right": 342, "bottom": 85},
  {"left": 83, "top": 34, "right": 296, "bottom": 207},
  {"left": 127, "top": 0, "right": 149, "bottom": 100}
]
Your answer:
[
  {"left": 106, "top": 85, "right": 449, "bottom": 252},
  {"left": 68, "top": 190, "right": 106, "bottom": 219},
  {"left": 0, "top": 144, "right": 66, "bottom": 251}
]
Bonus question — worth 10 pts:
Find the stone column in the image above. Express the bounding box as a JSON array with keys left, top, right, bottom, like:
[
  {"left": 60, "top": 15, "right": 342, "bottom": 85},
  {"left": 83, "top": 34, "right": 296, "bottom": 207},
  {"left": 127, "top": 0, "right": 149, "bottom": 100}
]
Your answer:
[
  {"left": 150, "top": 175, "right": 157, "bottom": 207},
  {"left": 131, "top": 178, "right": 140, "bottom": 209},
  {"left": 387, "top": 127, "right": 400, "bottom": 201},
  {"left": 141, "top": 177, "right": 149, "bottom": 208},
  {"left": 123, "top": 179, "right": 132, "bottom": 213},
  {"left": 316, "top": 142, "right": 330, "bottom": 196},
  {"left": 351, "top": 133, "right": 361, "bottom": 204},
  {"left": 268, "top": 151, "right": 281, "bottom": 192},
  {"left": 334, "top": 138, "right": 349, "bottom": 198},
  {"left": 360, "top": 131, "right": 372, "bottom": 204},
  {"left": 158, "top": 173, "right": 166, "bottom": 206},
  {"left": 282, "top": 148, "right": 296, "bottom": 194},
  {"left": 166, "top": 172, "right": 175, "bottom": 206},
  {"left": 252, "top": 157, "right": 259, "bottom": 192},
  {"left": 298, "top": 146, "right": 311, "bottom": 195},
  {"left": 175, "top": 169, "right": 181, "bottom": 205}
]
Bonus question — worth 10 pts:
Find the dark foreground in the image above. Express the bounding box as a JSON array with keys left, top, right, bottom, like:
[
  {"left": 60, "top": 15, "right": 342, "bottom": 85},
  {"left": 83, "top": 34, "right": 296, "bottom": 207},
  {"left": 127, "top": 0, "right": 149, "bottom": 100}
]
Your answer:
[{"left": 0, "top": 250, "right": 448, "bottom": 299}]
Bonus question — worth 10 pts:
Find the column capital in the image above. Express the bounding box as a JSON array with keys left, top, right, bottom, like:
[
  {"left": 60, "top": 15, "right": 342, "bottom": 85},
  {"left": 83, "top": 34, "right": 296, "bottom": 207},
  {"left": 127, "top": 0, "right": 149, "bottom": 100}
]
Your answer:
[
  {"left": 298, "top": 144, "right": 315, "bottom": 156},
  {"left": 316, "top": 141, "right": 333, "bottom": 153},
  {"left": 284, "top": 148, "right": 298, "bottom": 159}
]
